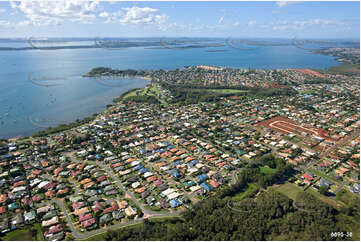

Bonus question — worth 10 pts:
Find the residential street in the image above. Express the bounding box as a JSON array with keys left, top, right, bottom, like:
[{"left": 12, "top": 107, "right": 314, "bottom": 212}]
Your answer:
[{"left": 59, "top": 152, "right": 181, "bottom": 239}]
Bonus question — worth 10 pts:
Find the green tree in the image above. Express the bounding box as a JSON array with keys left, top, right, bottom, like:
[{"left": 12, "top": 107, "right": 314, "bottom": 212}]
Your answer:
[{"left": 319, "top": 185, "right": 329, "bottom": 196}]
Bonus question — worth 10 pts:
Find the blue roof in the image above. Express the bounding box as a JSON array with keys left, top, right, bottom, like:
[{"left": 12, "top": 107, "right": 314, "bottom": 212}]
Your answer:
[
  {"left": 0, "top": 154, "right": 12, "bottom": 159},
  {"left": 145, "top": 138, "right": 151, "bottom": 143},
  {"left": 167, "top": 145, "right": 174, "bottom": 149},
  {"left": 319, "top": 181, "right": 330, "bottom": 188},
  {"left": 170, "top": 198, "right": 182, "bottom": 208},
  {"left": 173, "top": 161, "right": 182, "bottom": 167},
  {"left": 178, "top": 140, "right": 187, "bottom": 144},
  {"left": 197, "top": 174, "right": 209, "bottom": 182},
  {"left": 134, "top": 164, "right": 143, "bottom": 171},
  {"left": 156, "top": 148, "right": 165, "bottom": 153},
  {"left": 191, "top": 160, "right": 199, "bottom": 165},
  {"left": 171, "top": 171, "right": 181, "bottom": 178},
  {"left": 200, "top": 182, "right": 213, "bottom": 191},
  {"left": 139, "top": 168, "right": 148, "bottom": 174},
  {"left": 320, "top": 178, "right": 333, "bottom": 185}
]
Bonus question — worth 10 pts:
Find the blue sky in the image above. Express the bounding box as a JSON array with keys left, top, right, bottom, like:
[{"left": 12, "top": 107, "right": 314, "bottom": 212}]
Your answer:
[{"left": 0, "top": 1, "right": 359, "bottom": 39}]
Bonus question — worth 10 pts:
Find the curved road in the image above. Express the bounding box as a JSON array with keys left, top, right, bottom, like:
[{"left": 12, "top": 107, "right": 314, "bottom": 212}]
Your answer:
[{"left": 60, "top": 152, "right": 181, "bottom": 239}]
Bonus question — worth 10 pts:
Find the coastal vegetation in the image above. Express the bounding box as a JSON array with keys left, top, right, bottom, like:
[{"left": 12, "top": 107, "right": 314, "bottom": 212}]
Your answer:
[{"left": 32, "top": 115, "right": 96, "bottom": 137}]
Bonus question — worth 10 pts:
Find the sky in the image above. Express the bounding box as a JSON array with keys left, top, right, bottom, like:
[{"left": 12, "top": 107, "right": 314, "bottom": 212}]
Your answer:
[{"left": 0, "top": 0, "right": 359, "bottom": 39}]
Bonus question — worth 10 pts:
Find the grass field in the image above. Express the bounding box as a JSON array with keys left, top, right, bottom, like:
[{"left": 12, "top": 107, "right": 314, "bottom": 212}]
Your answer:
[
  {"left": 121, "top": 84, "right": 168, "bottom": 105},
  {"left": 82, "top": 217, "right": 182, "bottom": 241},
  {"left": 210, "top": 89, "right": 248, "bottom": 94},
  {"left": 33, "top": 223, "right": 44, "bottom": 241},
  {"left": 260, "top": 166, "right": 277, "bottom": 175},
  {"left": 307, "top": 168, "right": 341, "bottom": 185},
  {"left": 231, "top": 183, "right": 258, "bottom": 201},
  {"left": 144, "top": 205, "right": 170, "bottom": 213},
  {"left": 82, "top": 222, "right": 143, "bottom": 241},
  {"left": 301, "top": 89, "right": 319, "bottom": 95},
  {"left": 276, "top": 182, "right": 343, "bottom": 209},
  {"left": 290, "top": 136, "right": 303, "bottom": 143},
  {"left": 325, "top": 63, "right": 360, "bottom": 75},
  {"left": 306, "top": 186, "right": 342, "bottom": 209},
  {"left": 0, "top": 227, "right": 33, "bottom": 241},
  {"left": 190, "top": 88, "right": 248, "bottom": 94},
  {"left": 336, "top": 189, "right": 360, "bottom": 208},
  {"left": 275, "top": 182, "right": 303, "bottom": 201}
]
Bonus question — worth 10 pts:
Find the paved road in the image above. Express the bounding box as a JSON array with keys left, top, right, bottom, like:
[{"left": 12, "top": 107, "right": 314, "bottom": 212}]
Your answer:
[
  {"left": 231, "top": 170, "right": 238, "bottom": 185},
  {"left": 54, "top": 199, "right": 83, "bottom": 238},
  {"left": 64, "top": 152, "right": 178, "bottom": 216},
  {"left": 334, "top": 180, "right": 349, "bottom": 194},
  {"left": 97, "top": 161, "right": 179, "bottom": 216},
  {"left": 60, "top": 151, "right": 182, "bottom": 239},
  {"left": 55, "top": 197, "right": 180, "bottom": 240},
  {"left": 320, "top": 129, "right": 360, "bottom": 159}
]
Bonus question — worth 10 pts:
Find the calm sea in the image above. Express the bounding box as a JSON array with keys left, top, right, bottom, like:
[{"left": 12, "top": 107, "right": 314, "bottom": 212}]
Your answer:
[{"left": 0, "top": 40, "right": 340, "bottom": 138}]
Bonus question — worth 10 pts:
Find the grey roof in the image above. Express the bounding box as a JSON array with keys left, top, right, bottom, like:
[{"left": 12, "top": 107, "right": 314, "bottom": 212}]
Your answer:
[{"left": 99, "top": 213, "right": 112, "bottom": 224}]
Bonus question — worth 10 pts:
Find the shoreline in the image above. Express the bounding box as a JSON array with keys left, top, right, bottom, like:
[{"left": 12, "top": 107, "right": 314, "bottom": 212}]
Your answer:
[
  {"left": 2, "top": 61, "right": 358, "bottom": 141},
  {"left": 1, "top": 80, "right": 151, "bottom": 141}
]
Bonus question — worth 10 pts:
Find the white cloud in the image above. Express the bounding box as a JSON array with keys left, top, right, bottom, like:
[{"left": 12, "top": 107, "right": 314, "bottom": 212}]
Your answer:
[
  {"left": 0, "top": 9, "right": 5, "bottom": 14},
  {"left": 276, "top": 1, "right": 300, "bottom": 8},
  {"left": 99, "top": 6, "right": 168, "bottom": 29},
  {"left": 9, "top": 0, "right": 100, "bottom": 26},
  {"left": 218, "top": 16, "right": 224, "bottom": 24},
  {"left": 98, "top": 11, "right": 122, "bottom": 23},
  {"left": 248, "top": 20, "right": 256, "bottom": 26},
  {"left": 0, "top": 20, "right": 30, "bottom": 28},
  {"left": 99, "top": 12, "right": 109, "bottom": 18},
  {"left": 249, "top": 18, "right": 348, "bottom": 31},
  {"left": 120, "top": 7, "right": 167, "bottom": 25}
]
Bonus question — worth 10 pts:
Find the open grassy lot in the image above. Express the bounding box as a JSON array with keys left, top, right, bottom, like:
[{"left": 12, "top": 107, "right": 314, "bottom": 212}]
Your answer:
[
  {"left": 122, "top": 89, "right": 139, "bottom": 99},
  {"left": 275, "top": 182, "right": 303, "bottom": 201},
  {"left": 144, "top": 205, "right": 170, "bottom": 213},
  {"left": 148, "top": 216, "right": 182, "bottom": 223},
  {"left": 189, "top": 88, "right": 248, "bottom": 94},
  {"left": 306, "top": 186, "right": 342, "bottom": 209},
  {"left": 260, "top": 166, "right": 277, "bottom": 175},
  {"left": 326, "top": 63, "right": 360, "bottom": 75},
  {"left": 335, "top": 189, "right": 360, "bottom": 241},
  {"left": 0, "top": 227, "right": 33, "bottom": 241},
  {"left": 122, "top": 84, "right": 168, "bottom": 105},
  {"left": 33, "top": 223, "right": 44, "bottom": 241},
  {"left": 300, "top": 89, "right": 319, "bottom": 95},
  {"left": 231, "top": 183, "right": 258, "bottom": 201},
  {"left": 336, "top": 188, "right": 360, "bottom": 208},
  {"left": 81, "top": 222, "right": 143, "bottom": 241},
  {"left": 307, "top": 168, "right": 341, "bottom": 185},
  {"left": 210, "top": 89, "right": 249, "bottom": 94},
  {"left": 276, "top": 182, "right": 343, "bottom": 209},
  {"left": 81, "top": 217, "right": 182, "bottom": 241}
]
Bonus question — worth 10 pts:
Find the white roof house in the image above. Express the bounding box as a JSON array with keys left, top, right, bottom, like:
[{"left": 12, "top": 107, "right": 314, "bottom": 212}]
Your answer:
[{"left": 162, "top": 188, "right": 175, "bottom": 196}]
